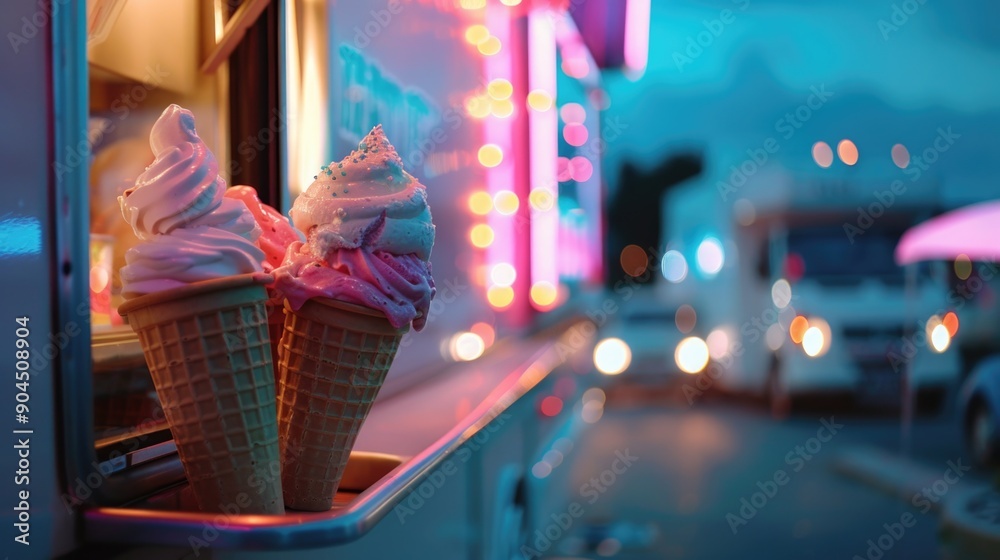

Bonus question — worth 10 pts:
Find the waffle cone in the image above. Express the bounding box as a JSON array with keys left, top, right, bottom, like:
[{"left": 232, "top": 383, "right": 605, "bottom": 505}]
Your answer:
[
  {"left": 118, "top": 273, "right": 284, "bottom": 514},
  {"left": 277, "top": 297, "right": 408, "bottom": 511}
]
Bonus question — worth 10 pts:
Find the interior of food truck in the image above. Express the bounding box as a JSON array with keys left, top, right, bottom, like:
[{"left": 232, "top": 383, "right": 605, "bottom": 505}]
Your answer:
[{"left": 3, "top": 0, "right": 1000, "bottom": 558}]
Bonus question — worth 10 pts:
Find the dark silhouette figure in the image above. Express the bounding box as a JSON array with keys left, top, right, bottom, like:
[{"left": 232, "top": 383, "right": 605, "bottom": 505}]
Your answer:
[{"left": 606, "top": 153, "right": 703, "bottom": 287}]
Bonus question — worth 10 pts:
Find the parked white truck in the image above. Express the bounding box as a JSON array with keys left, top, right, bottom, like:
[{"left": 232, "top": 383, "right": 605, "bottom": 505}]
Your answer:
[{"left": 658, "top": 162, "right": 960, "bottom": 413}]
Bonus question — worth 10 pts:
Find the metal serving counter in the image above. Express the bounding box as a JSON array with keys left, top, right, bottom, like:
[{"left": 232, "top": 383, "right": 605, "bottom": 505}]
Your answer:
[{"left": 81, "top": 318, "right": 594, "bottom": 552}]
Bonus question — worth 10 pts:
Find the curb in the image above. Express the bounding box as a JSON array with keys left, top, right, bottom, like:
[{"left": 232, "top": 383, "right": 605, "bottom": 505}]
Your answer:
[{"left": 939, "top": 486, "right": 1000, "bottom": 559}]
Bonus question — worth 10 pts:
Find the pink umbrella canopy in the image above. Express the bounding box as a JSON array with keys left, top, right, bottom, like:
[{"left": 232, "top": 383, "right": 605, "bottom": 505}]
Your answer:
[{"left": 895, "top": 200, "right": 1000, "bottom": 265}]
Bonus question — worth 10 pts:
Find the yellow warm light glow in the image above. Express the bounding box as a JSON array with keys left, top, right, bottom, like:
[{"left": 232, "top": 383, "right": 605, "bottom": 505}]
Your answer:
[
  {"left": 478, "top": 144, "right": 504, "bottom": 167},
  {"left": 464, "top": 25, "right": 490, "bottom": 45},
  {"left": 470, "top": 224, "right": 494, "bottom": 248},
  {"left": 490, "top": 98, "right": 515, "bottom": 118},
  {"left": 802, "top": 327, "right": 824, "bottom": 357},
  {"left": 478, "top": 36, "right": 501, "bottom": 55},
  {"left": 460, "top": 0, "right": 486, "bottom": 9},
  {"left": 527, "top": 89, "right": 553, "bottom": 112},
  {"left": 594, "top": 338, "right": 631, "bottom": 375},
  {"left": 930, "top": 324, "right": 951, "bottom": 353},
  {"left": 494, "top": 190, "right": 519, "bottom": 215},
  {"left": 487, "top": 285, "right": 515, "bottom": 309},
  {"left": 465, "top": 95, "right": 490, "bottom": 119},
  {"left": 451, "top": 332, "right": 486, "bottom": 361},
  {"left": 468, "top": 191, "right": 493, "bottom": 215},
  {"left": 838, "top": 139, "right": 859, "bottom": 165},
  {"left": 488, "top": 79, "right": 513, "bottom": 100},
  {"left": 789, "top": 316, "right": 809, "bottom": 344},
  {"left": 529, "top": 188, "right": 555, "bottom": 211},
  {"left": 675, "top": 337, "right": 709, "bottom": 374},
  {"left": 500, "top": 0, "right": 522, "bottom": 5},
  {"left": 530, "top": 281, "right": 558, "bottom": 307}
]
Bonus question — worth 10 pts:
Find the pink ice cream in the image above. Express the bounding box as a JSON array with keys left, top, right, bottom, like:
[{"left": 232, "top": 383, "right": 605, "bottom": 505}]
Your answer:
[
  {"left": 224, "top": 185, "right": 304, "bottom": 272},
  {"left": 274, "top": 125, "right": 435, "bottom": 330},
  {"left": 119, "top": 105, "right": 265, "bottom": 299}
]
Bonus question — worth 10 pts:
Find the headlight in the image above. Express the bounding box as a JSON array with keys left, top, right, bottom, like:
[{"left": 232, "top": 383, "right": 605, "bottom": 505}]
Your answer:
[
  {"left": 793, "top": 316, "right": 831, "bottom": 358},
  {"left": 926, "top": 315, "right": 952, "bottom": 353},
  {"left": 594, "top": 338, "right": 631, "bottom": 375},
  {"left": 675, "top": 337, "right": 709, "bottom": 374}
]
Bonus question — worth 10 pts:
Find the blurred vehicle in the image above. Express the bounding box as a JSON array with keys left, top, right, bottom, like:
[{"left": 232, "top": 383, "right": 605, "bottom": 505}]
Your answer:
[
  {"left": 959, "top": 357, "right": 1000, "bottom": 466},
  {"left": 897, "top": 200, "right": 1000, "bottom": 467},
  {"left": 661, "top": 162, "right": 959, "bottom": 414},
  {"left": 598, "top": 290, "right": 696, "bottom": 383}
]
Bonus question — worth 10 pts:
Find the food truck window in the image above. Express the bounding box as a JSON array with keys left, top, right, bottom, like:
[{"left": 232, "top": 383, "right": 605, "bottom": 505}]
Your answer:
[{"left": 86, "top": 0, "right": 268, "bottom": 465}]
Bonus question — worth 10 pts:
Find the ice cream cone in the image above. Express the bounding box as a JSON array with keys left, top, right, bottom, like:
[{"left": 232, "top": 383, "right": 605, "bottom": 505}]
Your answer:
[
  {"left": 277, "top": 297, "right": 408, "bottom": 511},
  {"left": 118, "top": 273, "right": 284, "bottom": 514},
  {"left": 266, "top": 301, "right": 285, "bottom": 382}
]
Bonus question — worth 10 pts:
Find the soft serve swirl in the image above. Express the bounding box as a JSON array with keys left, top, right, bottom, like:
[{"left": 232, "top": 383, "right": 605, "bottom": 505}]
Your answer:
[
  {"left": 289, "top": 124, "right": 434, "bottom": 262},
  {"left": 118, "top": 104, "right": 265, "bottom": 299},
  {"left": 275, "top": 125, "right": 435, "bottom": 330}
]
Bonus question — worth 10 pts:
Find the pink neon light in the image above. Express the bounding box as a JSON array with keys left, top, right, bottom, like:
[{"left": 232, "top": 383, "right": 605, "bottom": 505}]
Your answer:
[
  {"left": 556, "top": 156, "right": 572, "bottom": 182},
  {"left": 570, "top": 156, "right": 593, "bottom": 182},
  {"left": 624, "top": 0, "right": 650, "bottom": 77},
  {"left": 563, "top": 123, "right": 588, "bottom": 147},
  {"left": 559, "top": 102, "right": 586, "bottom": 125},
  {"left": 485, "top": 2, "right": 515, "bottom": 293},
  {"left": 528, "top": 8, "right": 559, "bottom": 306}
]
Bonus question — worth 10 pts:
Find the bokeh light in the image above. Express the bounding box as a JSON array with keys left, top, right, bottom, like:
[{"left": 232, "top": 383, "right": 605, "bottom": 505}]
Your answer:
[
  {"left": 930, "top": 324, "right": 951, "bottom": 353},
  {"left": 487, "top": 285, "right": 515, "bottom": 309},
  {"left": 771, "top": 279, "right": 792, "bottom": 309},
  {"left": 766, "top": 323, "right": 785, "bottom": 351},
  {"left": 620, "top": 244, "right": 648, "bottom": 277},
  {"left": 838, "top": 139, "right": 859, "bottom": 165},
  {"left": 488, "top": 79, "right": 513, "bottom": 100},
  {"left": 943, "top": 311, "right": 960, "bottom": 337},
  {"left": 460, "top": 0, "right": 486, "bottom": 9},
  {"left": 527, "top": 89, "right": 553, "bottom": 112},
  {"left": 955, "top": 254, "right": 972, "bottom": 280},
  {"left": 464, "top": 25, "right": 490, "bottom": 45},
  {"left": 707, "top": 329, "right": 729, "bottom": 360},
  {"left": 470, "top": 224, "right": 494, "bottom": 248},
  {"left": 802, "top": 327, "right": 824, "bottom": 357},
  {"left": 532, "top": 461, "right": 552, "bottom": 478},
  {"left": 812, "top": 141, "right": 833, "bottom": 168},
  {"left": 470, "top": 321, "right": 496, "bottom": 347},
  {"left": 490, "top": 98, "right": 515, "bottom": 118},
  {"left": 563, "top": 123, "right": 588, "bottom": 146},
  {"left": 789, "top": 315, "right": 809, "bottom": 344},
  {"left": 478, "top": 144, "right": 503, "bottom": 167},
  {"left": 530, "top": 281, "right": 558, "bottom": 308},
  {"left": 540, "top": 395, "right": 563, "bottom": 416},
  {"left": 559, "top": 103, "right": 586, "bottom": 124},
  {"left": 465, "top": 95, "right": 490, "bottom": 119},
  {"left": 500, "top": 0, "right": 522, "bottom": 5},
  {"left": 675, "top": 337, "right": 709, "bottom": 374},
  {"left": 490, "top": 263, "right": 517, "bottom": 287},
  {"left": 594, "top": 338, "right": 631, "bottom": 375},
  {"left": 891, "top": 143, "right": 910, "bottom": 168},
  {"left": 675, "top": 304, "right": 697, "bottom": 334},
  {"left": 661, "top": 250, "right": 688, "bottom": 283},
  {"left": 570, "top": 156, "right": 594, "bottom": 182},
  {"left": 529, "top": 188, "right": 555, "bottom": 211},
  {"left": 477, "top": 35, "right": 501, "bottom": 55},
  {"left": 696, "top": 237, "right": 725, "bottom": 276},
  {"left": 493, "top": 190, "right": 519, "bottom": 215},
  {"left": 450, "top": 332, "right": 485, "bottom": 361},
  {"left": 468, "top": 191, "right": 493, "bottom": 215}
]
